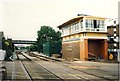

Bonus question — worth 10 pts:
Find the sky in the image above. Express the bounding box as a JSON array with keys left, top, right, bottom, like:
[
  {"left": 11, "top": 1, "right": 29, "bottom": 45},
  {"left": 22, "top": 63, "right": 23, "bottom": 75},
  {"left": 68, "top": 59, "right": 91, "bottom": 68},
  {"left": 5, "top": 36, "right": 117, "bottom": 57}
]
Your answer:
[{"left": 0, "top": 0, "right": 119, "bottom": 41}]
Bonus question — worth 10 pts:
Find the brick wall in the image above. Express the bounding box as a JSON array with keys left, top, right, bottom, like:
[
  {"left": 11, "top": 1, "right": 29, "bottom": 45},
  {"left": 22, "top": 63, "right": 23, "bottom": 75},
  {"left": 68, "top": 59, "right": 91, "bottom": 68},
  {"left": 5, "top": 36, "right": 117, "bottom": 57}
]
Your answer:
[{"left": 62, "top": 41, "right": 80, "bottom": 60}]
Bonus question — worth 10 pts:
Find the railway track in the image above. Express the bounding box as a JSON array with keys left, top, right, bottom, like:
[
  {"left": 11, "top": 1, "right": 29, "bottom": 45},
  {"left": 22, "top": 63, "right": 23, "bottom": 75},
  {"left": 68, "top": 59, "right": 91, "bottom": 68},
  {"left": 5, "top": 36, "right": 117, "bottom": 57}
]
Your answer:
[
  {"left": 19, "top": 53, "right": 95, "bottom": 81},
  {"left": 18, "top": 53, "right": 63, "bottom": 81},
  {"left": 20, "top": 53, "right": 93, "bottom": 81},
  {"left": 4, "top": 52, "right": 117, "bottom": 81},
  {"left": 28, "top": 52, "right": 62, "bottom": 62},
  {"left": 26, "top": 52, "right": 118, "bottom": 81}
]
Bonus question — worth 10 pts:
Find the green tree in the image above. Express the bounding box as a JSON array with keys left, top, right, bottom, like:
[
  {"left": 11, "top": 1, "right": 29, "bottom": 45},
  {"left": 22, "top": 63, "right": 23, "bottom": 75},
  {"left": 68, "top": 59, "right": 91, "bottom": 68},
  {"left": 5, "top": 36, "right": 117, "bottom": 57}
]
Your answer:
[
  {"left": 4, "top": 40, "right": 12, "bottom": 61},
  {"left": 37, "top": 26, "right": 61, "bottom": 53},
  {"left": 29, "top": 45, "right": 37, "bottom": 51}
]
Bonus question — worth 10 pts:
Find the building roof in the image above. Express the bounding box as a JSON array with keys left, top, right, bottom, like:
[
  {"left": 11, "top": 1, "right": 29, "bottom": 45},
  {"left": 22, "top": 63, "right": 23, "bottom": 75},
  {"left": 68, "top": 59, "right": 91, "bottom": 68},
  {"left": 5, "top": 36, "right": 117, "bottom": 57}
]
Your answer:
[
  {"left": 58, "top": 15, "right": 106, "bottom": 29},
  {"left": 58, "top": 17, "right": 83, "bottom": 29}
]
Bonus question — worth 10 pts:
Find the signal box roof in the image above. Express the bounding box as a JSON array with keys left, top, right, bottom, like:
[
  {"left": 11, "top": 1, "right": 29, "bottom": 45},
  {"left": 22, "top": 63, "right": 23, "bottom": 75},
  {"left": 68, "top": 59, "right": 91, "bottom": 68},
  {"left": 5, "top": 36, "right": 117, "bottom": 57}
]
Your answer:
[{"left": 58, "top": 15, "right": 106, "bottom": 29}]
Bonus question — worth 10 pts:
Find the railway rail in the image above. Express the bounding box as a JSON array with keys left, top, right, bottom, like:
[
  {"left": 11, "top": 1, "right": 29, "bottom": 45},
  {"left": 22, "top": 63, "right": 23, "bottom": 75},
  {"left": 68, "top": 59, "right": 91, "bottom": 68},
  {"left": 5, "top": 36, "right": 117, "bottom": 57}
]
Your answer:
[
  {"left": 28, "top": 52, "right": 62, "bottom": 62},
  {"left": 20, "top": 53, "right": 95, "bottom": 81},
  {"left": 4, "top": 52, "right": 118, "bottom": 81},
  {"left": 18, "top": 54, "right": 63, "bottom": 81},
  {"left": 20, "top": 53, "right": 98, "bottom": 81},
  {"left": 26, "top": 52, "right": 119, "bottom": 81}
]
